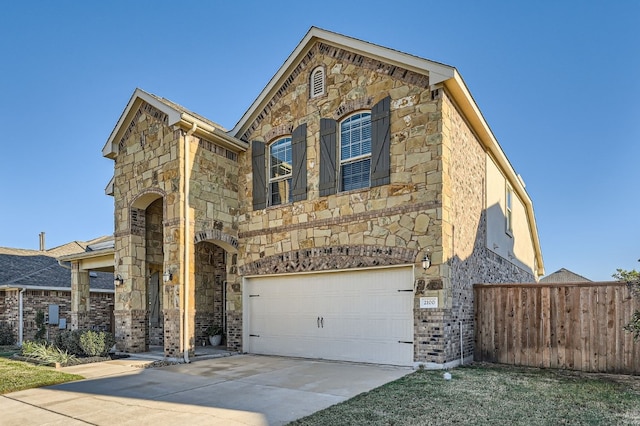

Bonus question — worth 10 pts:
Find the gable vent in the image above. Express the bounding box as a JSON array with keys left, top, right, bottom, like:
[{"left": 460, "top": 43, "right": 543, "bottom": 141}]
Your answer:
[{"left": 310, "top": 67, "right": 325, "bottom": 98}]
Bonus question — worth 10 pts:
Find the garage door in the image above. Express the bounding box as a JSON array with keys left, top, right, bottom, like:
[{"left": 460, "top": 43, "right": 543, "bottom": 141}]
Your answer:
[{"left": 244, "top": 266, "right": 414, "bottom": 366}]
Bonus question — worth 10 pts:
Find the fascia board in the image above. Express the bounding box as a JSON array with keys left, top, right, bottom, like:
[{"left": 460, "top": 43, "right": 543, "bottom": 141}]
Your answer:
[{"left": 231, "top": 27, "right": 455, "bottom": 138}]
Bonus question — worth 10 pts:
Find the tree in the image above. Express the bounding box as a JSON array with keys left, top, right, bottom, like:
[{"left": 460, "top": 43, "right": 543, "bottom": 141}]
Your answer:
[{"left": 614, "top": 262, "right": 640, "bottom": 340}]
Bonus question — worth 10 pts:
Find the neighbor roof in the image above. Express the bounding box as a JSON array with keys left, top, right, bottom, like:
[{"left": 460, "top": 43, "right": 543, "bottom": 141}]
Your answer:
[
  {"left": 540, "top": 268, "right": 592, "bottom": 283},
  {"left": 0, "top": 239, "right": 114, "bottom": 292}
]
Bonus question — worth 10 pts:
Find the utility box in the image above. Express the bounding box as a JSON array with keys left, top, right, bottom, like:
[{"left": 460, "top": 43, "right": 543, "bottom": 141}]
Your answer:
[{"left": 48, "top": 304, "right": 59, "bottom": 325}]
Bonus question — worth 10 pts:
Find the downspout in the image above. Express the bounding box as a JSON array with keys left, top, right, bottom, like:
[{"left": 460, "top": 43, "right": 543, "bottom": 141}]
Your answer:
[
  {"left": 18, "top": 288, "right": 26, "bottom": 346},
  {"left": 183, "top": 121, "right": 197, "bottom": 363}
]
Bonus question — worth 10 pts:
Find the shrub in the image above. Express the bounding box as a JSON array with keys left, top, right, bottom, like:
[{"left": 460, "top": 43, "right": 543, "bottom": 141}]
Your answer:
[
  {"left": 34, "top": 311, "right": 46, "bottom": 342},
  {"left": 55, "top": 330, "right": 84, "bottom": 356},
  {"left": 0, "top": 321, "right": 16, "bottom": 345},
  {"left": 79, "top": 330, "right": 115, "bottom": 357},
  {"left": 21, "top": 340, "right": 76, "bottom": 365}
]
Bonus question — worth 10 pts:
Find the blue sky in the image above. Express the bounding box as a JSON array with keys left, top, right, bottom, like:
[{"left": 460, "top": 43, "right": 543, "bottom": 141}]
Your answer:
[{"left": 0, "top": 1, "right": 638, "bottom": 281}]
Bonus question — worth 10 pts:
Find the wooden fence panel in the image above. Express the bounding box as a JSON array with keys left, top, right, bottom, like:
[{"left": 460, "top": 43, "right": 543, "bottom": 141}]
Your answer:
[{"left": 474, "top": 282, "right": 640, "bottom": 374}]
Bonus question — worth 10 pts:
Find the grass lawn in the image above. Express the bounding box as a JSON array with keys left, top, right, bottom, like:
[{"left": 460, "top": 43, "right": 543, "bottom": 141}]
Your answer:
[
  {"left": 0, "top": 357, "right": 83, "bottom": 394},
  {"left": 289, "top": 363, "right": 640, "bottom": 425}
]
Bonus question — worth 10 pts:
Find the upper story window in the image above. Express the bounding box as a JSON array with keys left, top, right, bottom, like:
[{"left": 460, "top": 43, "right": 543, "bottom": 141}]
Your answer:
[
  {"left": 340, "top": 112, "right": 371, "bottom": 191},
  {"left": 506, "top": 186, "right": 513, "bottom": 235},
  {"left": 269, "top": 137, "right": 292, "bottom": 206},
  {"left": 310, "top": 67, "right": 325, "bottom": 98}
]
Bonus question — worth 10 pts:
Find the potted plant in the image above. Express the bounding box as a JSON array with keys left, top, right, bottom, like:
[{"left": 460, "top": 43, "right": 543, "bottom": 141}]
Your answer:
[{"left": 206, "top": 325, "right": 223, "bottom": 346}]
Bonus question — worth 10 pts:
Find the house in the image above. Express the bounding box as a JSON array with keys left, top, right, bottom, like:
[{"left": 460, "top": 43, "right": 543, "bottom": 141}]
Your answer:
[
  {"left": 0, "top": 235, "right": 114, "bottom": 344},
  {"left": 540, "top": 268, "right": 592, "bottom": 283},
  {"left": 68, "top": 27, "right": 544, "bottom": 367}
]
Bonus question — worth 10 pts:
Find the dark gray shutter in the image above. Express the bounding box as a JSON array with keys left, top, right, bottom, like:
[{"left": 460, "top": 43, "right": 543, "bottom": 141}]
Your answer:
[
  {"left": 319, "top": 118, "right": 337, "bottom": 196},
  {"left": 371, "top": 96, "right": 391, "bottom": 187},
  {"left": 291, "top": 123, "right": 307, "bottom": 202},
  {"left": 251, "top": 140, "right": 266, "bottom": 210}
]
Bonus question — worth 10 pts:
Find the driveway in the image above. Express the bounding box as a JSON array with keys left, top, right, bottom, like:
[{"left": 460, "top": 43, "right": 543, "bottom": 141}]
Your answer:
[{"left": 0, "top": 354, "right": 412, "bottom": 425}]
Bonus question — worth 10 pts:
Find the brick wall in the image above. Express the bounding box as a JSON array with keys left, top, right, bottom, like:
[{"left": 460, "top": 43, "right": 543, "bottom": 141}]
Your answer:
[{"left": 0, "top": 289, "right": 114, "bottom": 343}]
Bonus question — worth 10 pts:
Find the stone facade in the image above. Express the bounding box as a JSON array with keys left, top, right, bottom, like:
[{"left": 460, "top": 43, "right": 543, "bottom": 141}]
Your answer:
[{"left": 0, "top": 289, "right": 113, "bottom": 342}]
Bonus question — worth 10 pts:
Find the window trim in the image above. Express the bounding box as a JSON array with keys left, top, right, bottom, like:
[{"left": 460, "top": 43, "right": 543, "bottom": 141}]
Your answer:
[
  {"left": 339, "top": 111, "right": 372, "bottom": 192},
  {"left": 506, "top": 185, "right": 514, "bottom": 236},
  {"left": 268, "top": 136, "right": 293, "bottom": 206}
]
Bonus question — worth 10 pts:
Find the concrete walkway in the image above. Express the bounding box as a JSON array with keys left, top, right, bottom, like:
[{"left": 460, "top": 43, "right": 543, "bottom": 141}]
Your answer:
[{"left": 1, "top": 354, "right": 412, "bottom": 425}]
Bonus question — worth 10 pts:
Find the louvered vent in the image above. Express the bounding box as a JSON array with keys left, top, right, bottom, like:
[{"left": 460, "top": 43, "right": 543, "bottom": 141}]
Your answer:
[{"left": 310, "top": 67, "right": 325, "bottom": 98}]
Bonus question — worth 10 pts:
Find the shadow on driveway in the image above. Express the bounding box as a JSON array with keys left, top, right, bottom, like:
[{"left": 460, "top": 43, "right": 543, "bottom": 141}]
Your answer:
[{"left": 1, "top": 354, "right": 412, "bottom": 425}]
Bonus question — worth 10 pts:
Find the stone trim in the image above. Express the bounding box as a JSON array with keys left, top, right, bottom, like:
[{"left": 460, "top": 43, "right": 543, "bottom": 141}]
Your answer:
[
  {"left": 118, "top": 103, "right": 169, "bottom": 151},
  {"left": 333, "top": 97, "right": 374, "bottom": 120},
  {"left": 198, "top": 138, "right": 238, "bottom": 162},
  {"left": 239, "top": 200, "right": 440, "bottom": 239},
  {"left": 265, "top": 124, "right": 294, "bottom": 143},
  {"left": 195, "top": 229, "right": 239, "bottom": 250},
  {"left": 240, "top": 245, "right": 417, "bottom": 276},
  {"left": 240, "top": 42, "right": 430, "bottom": 141}
]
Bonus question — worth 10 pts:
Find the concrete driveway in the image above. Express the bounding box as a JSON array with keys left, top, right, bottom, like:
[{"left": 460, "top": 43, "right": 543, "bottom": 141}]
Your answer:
[{"left": 0, "top": 354, "right": 412, "bottom": 425}]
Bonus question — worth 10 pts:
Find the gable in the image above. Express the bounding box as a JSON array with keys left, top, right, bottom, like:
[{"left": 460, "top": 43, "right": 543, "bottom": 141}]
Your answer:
[
  {"left": 232, "top": 27, "right": 544, "bottom": 275},
  {"left": 102, "top": 88, "right": 247, "bottom": 160}
]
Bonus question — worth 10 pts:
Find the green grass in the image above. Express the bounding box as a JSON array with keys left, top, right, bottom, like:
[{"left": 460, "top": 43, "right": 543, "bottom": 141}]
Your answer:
[
  {"left": 0, "top": 357, "right": 83, "bottom": 394},
  {"left": 289, "top": 364, "right": 640, "bottom": 425}
]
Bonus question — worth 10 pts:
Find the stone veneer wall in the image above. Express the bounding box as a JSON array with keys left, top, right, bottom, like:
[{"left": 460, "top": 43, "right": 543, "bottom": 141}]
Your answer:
[
  {"left": 235, "top": 41, "right": 444, "bottom": 359},
  {"left": 0, "top": 289, "right": 113, "bottom": 342}
]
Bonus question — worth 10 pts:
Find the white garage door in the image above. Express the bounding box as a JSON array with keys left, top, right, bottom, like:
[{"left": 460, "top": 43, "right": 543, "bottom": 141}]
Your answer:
[{"left": 244, "top": 266, "right": 414, "bottom": 366}]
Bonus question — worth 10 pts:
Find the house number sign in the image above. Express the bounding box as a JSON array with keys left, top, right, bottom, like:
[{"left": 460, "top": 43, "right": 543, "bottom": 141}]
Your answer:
[{"left": 420, "top": 297, "right": 438, "bottom": 309}]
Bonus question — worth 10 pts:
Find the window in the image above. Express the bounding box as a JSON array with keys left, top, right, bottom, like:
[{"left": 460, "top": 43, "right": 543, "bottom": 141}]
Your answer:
[
  {"left": 340, "top": 112, "right": 371, "bottom": 191},
  {"left": 506, "top": 186, "right": 513, "bottom": 235},
  {"left": 269, "top": 137, "right": 292, "bottom": 205},
  {"left": 310, "top": 67, "right": 325, "bottom": 98}
]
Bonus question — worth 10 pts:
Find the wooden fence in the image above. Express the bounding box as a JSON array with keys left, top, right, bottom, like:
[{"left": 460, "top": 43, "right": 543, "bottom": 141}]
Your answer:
[{"left": 474, "top": 282, "right": 640, "bottom": 374}]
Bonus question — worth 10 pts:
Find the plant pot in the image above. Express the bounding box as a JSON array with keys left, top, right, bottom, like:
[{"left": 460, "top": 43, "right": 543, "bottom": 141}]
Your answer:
[{"left": 209, "top": 335, "right": 222, "bottom": 346}]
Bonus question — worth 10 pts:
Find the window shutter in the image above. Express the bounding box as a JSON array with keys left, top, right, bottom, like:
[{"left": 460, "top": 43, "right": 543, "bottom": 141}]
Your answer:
[
  {"left": 251, "top": 140, "right": 266, "bottom": 210},
  {"left": 291, "top": 123, "right": 307, "bottom": 202},
  {"left": 319, "top": 118, "right": 337, "bottom": 196},
  {"left": 371, "top": 96, "right": 391, "bottom": 187}
]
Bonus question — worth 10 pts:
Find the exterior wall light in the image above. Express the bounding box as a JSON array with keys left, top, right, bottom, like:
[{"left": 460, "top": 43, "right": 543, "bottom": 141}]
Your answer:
[
  {"left": 114, "top": 275, "right": 124, "bottom": 286},
  {"left": 422, "top": 252, "right": 431, "bottom": 270}
]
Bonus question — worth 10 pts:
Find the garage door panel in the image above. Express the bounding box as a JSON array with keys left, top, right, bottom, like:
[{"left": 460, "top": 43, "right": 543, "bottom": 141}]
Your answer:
[{"left": 245, "top": 266, "right": 414, "bottom": 366}]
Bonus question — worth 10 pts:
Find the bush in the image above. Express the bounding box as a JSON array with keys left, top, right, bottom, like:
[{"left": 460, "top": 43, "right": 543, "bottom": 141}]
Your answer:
[
  {"left": 0, "top": 321, "right": 16, "bottom": 345},
  {"left": 21, "top": 340, "right": 76, "bottom": 365},
  {"left": 55, "top": 330, "right": 84, "bottom": 356},
  {"left": 79, "top": 330, "right": 115, "bottom": 357},
  {"left": 34, "top": 311, "right": 46, "bottom": 342}
]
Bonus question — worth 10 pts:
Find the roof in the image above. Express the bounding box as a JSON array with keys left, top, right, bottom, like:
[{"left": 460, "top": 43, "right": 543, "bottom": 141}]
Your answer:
[
  {"left": 102, "top": 88, "right": 248, "bottom": 159},
  {"left": 229, "top": 26, "right": 544, "bottom": 276},
  {"left": 540, "top": 268, "right": 592, "bottom": 283},
  {"left": 0, "top": 238, "right": 114, "bottom": 292}
]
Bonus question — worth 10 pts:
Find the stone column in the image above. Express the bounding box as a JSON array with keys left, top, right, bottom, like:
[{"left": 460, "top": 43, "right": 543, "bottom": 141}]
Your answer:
[
  {"left": 114, "top": 232, "right": 148, "bottom": 352},
  {"left": 70, "top": 262, "right": 91, "bottom": 330},
  {"left": 225, "top": 253, "right": 242, "bottom": 352}
]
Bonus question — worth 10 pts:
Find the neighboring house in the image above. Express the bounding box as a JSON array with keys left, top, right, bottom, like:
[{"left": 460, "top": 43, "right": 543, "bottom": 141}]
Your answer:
[
  {"left": 69, "top": 27, "right": 544, "bottom": 367},
  {"left": 0, "top": 236, "right": 114, "bottom": 344},
  {"left": 540, "top": 268, "right": 592, "bottom": 283}
]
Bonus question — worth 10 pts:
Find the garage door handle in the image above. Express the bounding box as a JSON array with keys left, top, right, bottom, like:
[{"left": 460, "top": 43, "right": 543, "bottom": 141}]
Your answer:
[
  {"left": 317, "top": 317, "right": 320, "bottom": 328},
  {"left": 321, "top": 317, "right": 324, "bottom": 328},
  {"left": 398, "top": 341, "right": 413, "bottom": 344}
]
